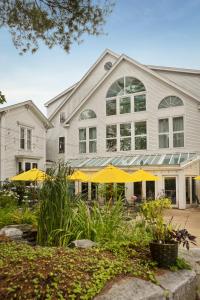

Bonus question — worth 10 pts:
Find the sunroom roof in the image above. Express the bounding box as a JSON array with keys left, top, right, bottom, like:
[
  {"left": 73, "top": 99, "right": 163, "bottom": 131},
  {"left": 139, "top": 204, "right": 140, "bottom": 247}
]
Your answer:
[{"left": 68, "top": 152, "right": 197, "bottom": 168}]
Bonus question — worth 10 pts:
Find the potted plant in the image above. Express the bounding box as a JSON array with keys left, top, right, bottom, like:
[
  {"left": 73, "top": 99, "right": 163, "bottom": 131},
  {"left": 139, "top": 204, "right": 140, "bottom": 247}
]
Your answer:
[{"left": 140, "top": 199, "right": 196, "bottom": 267}]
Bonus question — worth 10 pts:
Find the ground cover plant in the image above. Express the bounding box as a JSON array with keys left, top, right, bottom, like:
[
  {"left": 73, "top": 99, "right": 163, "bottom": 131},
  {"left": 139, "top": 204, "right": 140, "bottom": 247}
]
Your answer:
[{"left": 0, "top": 241, "right": 156, "bottom": 300}]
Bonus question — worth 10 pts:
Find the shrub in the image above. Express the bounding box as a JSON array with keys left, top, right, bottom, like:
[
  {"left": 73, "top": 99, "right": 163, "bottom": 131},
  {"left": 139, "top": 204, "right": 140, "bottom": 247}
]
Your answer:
[{"left": 0, "top": 190, "right": 19, "bottom": 208}]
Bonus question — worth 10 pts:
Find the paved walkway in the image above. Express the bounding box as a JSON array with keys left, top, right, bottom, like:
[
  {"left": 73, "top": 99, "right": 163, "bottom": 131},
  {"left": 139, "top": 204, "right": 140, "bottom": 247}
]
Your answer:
[{"left": 164, "top": 208, "right": 200, "bottom": 247}]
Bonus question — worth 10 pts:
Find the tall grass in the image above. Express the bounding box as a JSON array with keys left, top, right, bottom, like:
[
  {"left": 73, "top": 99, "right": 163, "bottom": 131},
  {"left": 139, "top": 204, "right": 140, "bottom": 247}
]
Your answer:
[
  {"left": 37, "top": 165, "right": 127, "bottom": 246},
  {"left": 37, "top": 164, "right": 74, "bottom": 246}
]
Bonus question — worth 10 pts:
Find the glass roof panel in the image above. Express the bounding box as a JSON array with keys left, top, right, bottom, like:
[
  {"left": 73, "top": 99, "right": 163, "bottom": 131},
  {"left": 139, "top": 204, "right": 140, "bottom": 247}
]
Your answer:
[
  {"left": 161, "top": 154, "right": 172, "bottom": 165},
  {"left": 169, "top": 154, "right": 180, "bottom": 165}
]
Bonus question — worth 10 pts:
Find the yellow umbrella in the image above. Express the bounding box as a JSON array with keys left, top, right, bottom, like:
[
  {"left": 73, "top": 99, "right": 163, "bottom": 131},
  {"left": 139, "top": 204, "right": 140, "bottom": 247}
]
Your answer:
[
  {"left": 130, "top": 169, "right": 160, "bottom": 182},
  {"left": 10, "top": 168, "right": 48, "bottom": 181},
  {"left": 89, "top": 164, "right": 133, "bottom": 183},
  {"left": 68, "top": 170, "right": 89, "bottom": 182},
  {"left": 195, "top": 176, "right": 200, "bottom": 180}
]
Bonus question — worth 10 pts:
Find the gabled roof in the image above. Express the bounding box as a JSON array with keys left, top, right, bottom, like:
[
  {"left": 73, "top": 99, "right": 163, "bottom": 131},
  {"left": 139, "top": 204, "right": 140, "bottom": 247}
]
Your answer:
[
  {"left": 48, "top": 49, "right": 119, "bottom": 121},
  {"left": 44, "top": 82, "right": 78, "bottom": 107},
  {"left": 146, "top": 65, "right": 200, "bottom": 75},
  {"left": 0, "top": 100, "right": 53, "bottom": 129},
  {"left": 63, "top": 53, "right": 200, "bottom": 125}
]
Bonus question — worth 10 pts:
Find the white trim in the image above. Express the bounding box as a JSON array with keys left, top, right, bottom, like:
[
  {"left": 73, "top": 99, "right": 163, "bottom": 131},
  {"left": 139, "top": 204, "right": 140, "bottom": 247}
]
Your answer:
[
  {"left": 48, "top": 49, "right": 120, "bottom": 121},
  {"left": 63, "top": 54, "right": 200, "bottom": 125},
  {"left": 146, "top": 64, "right": 200, "bottom": 74}
]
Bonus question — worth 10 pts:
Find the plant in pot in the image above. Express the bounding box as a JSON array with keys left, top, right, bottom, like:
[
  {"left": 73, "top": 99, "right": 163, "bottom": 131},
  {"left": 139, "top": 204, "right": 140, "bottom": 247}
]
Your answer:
[{"left": 140, "top": 199, "right": 196, "bottom": 267}]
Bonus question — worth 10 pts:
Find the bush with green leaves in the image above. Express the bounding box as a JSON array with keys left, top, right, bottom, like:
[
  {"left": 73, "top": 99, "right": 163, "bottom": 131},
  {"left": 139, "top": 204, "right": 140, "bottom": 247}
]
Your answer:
[{"left": 0, "top": 189, "right": 19, "bottom": 208}]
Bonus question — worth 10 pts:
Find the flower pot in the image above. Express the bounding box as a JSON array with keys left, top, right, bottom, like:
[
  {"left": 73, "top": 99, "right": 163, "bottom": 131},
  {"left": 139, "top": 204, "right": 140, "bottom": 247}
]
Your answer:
[{"left": 149, "top": 241, "right": 178, "bottom": 267}]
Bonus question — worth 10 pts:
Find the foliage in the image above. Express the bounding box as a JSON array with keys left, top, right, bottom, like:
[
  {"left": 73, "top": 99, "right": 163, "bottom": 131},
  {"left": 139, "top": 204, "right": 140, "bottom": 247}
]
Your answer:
[
  {"left": 0, "top": 91, "right": 6, "bottom": 104},
  {"left": 0, "top": 0, "right": 114, "bottom": 54},
  {"left": 0, "top": 206, "right": 38, "bottom": 228},
  {"left": 140, "top": 199, "right": 197, "bottom": 249},
  {"left": 37, "top": 164, "right": 74, "bottom": 246},
  {"left": 171, "top": 228, "right": 196, "bottom": 250},
  {"left": 169, "top": 257, "right": 191, "bottom": 272},
  {"left": 0, "top": 189, "right": 19, "bottom": 208},
  {"left": 0, "top": 241, "right": 156, "bottom": 299}
]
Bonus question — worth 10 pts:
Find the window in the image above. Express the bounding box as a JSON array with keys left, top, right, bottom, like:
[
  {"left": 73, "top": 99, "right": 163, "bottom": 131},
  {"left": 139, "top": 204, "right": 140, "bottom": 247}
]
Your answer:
[
  {"left": 79, "top": 129, "right": 86, "bottom": 153},
  {"left": 32, "top": 163, "right": 38, "bottom": 169},
  {"left": 120, "top": 97, "right": 131, "bottom": 114},
  {"left": 79, "top": 109, "right": 96, "bottom": 120},
  {"left": 173, "top": 117, "right": 184, "bottom": 147},
  {"left": 89, "top": 127, "right": 97, "bottom": 153},
  {"left": 164, "top": 177, "right": 176, "bottom": 205},
  {"left": 134, "top": 94, "right": 146, "bottom": 112},
  {"left": 59, "top": 137, "right": 65, "bottom": 153},
  {"left": 27, "top": 129, "right": 32, "bottom": 150},
  {"left": 106, "top": 125, "right": 117, "bottom": 152},
  {"left": 20, "top": 127, "right": 25, "bottom": 149},
  {"left": 158, "top": 96, "right": 183, "bottom": 109},
  {"left": 106, "top": 99, "right": 116, "bottom": 116},
  {"left": 159, "top": 119, "right": 169, "bottom": 148},
  {"left": 25, "top": 162, "right": 31, "bottom": 171},
  {"left": 135, "top": 121, "right": 147, "bottom": 150},
  {"left": 18, "top": 162, "right": 22, "bottom": 173},
  {"left": 20, "top": 127, "right": 32, "bottom": 150},
  {"left": 120, "top": 123, "right": 131, "bottom": 151},
  {"left": 106, "top": 77, "right": 146, "bottom": 116},
  {"left": 60, "top": 112, "right": 65, "bottom": 123}
]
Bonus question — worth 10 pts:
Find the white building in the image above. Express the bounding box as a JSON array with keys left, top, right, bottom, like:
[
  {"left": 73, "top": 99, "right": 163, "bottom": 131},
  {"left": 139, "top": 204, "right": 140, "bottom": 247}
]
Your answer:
[
  {"left": 0, "top": 100, "right": 52, "bottom": 180},
  {"left": 45, "top": 49, "right": 200, "bottom": 209}
]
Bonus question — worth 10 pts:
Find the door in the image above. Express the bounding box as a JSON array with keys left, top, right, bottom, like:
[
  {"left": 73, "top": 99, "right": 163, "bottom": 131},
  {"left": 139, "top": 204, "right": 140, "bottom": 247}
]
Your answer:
[
  {"left": 164, "top": 177, "right": 177, "bottom": 206},
  {"left": 146, "top": 181, "right": 155, "bottom": 199}
]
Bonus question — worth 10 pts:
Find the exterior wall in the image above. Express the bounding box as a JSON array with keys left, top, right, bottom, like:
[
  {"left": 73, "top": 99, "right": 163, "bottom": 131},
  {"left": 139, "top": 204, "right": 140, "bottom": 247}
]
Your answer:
[
  {"left": 0, "top": 106, "right": 47, "bottom": 180},
  {"left": 66, "top": 59, "right": 200, "bottom": 160},
  {"left": 155, "top": 70, "right": 200, "bottom": 99}
]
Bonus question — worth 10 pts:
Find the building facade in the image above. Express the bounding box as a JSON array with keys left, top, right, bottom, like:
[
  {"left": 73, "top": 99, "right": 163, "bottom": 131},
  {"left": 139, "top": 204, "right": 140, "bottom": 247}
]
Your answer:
[
  {"left": 0, "top": 100, "right": 52, "bottom": 181},
  {"left": 45, "top": 49, "right": 200, "bottom": 209}
]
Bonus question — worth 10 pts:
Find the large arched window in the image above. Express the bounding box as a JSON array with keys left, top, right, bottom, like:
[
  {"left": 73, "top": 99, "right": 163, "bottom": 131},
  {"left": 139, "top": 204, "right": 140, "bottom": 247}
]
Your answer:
[
  {"left": 106, "top": 76, "right": 145, "bottom": 98},
  {"left": 79, "top": 109, "right": 96, "bottom": 120},
  {"left": 158, "top": 96, "right": 183, "bottom": 109}
]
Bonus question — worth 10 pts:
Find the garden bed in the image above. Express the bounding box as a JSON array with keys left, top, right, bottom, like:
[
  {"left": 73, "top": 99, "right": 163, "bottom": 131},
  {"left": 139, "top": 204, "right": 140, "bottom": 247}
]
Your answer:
[{"left": 0, "top": 241, "right": 156, "bottom": 300}]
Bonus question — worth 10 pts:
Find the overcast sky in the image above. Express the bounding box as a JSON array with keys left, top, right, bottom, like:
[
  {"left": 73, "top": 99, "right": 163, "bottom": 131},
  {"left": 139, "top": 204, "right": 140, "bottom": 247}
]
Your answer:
[{"left": 1, "top": 0, "right": 200, "bottom": 114}]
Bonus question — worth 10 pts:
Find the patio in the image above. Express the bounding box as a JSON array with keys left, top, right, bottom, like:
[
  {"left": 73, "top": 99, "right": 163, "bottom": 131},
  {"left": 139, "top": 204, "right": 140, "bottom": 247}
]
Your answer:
[{"left": 164, "top": 207, "right": 200, "bottom": 247}]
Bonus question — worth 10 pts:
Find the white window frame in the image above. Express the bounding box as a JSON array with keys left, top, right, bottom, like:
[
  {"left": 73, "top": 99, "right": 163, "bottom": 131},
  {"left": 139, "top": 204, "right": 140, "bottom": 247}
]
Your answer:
[
  {"left": 158, "top": 118, "right": 169, "bottom": 149},
  {"left": 134, "top": 121, "right": 147, "bottom": 150},
  {"left": 173, "top": 116, "right": 184, "bottom": 148},
  {"left": 120, "top": 122, "right": 132, "bottom": 151},
  {"left": 19, "top": 126, "right": 32, "bottom": 151},
  {"left": 106, "top": 124, "right": 117, "bottom": 152},
  {"left": 89, "top": 127, "right": 97, "bottom": 153},
  {"left": 79, "top": 127, "right": 97, "bottom": 154}
]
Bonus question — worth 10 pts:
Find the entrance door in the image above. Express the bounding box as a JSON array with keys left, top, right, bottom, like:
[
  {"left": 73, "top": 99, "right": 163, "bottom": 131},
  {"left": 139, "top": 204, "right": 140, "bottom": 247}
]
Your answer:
[
  {"left": 146, "top": 181, "right": 155, "bottom": 199},
  {"left": 133, "top": 182, "right": 142, "bottom": 201},
  {"left": 164, "top": 177, "right": 177, "bottom": 205},
  {"left": 81, "top": 182, "right": 88, "bottom": 200},
  {"left": 185, "top": 176, "right": 199, "bottom": 205}
]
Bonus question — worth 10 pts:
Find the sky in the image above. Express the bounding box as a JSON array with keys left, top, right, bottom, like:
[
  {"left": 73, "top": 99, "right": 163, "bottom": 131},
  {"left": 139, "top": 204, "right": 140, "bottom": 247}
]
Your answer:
[{"left": 0, "top": 0, "right": 200, "bottom": 114}]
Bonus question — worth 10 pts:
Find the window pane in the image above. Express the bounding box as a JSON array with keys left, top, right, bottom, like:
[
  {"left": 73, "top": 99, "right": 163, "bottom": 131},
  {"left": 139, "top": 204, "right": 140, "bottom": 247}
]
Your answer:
[
  {"left": 27, "top": 129, "right": 32, "bottom": 150},
  {"left": 120, "top": 138, "right": 131, "bottom": 151},
  {"left": 135, "top": 136, "right": 147, "bottom": 150},
  {"left": 159, "top": 119, "right": 169, "bottom": 133},
  {"left": 135, "top": 121, "right": 146, "bottom": 135},
  {"left": 106, "top": 78, "right": 124, "bottom": 98},
  {"left": 25, "top": 162, "right": 31, "bottom": 171},
  {"left": 79, "top": 128, "right": 86, "bottom": 140},
  {"left": 120, "top": 123, "right": 131, "bottom": 137},
  {"left": 173, "top": 117, "right": 183, "bottom": 131},
  {"left": 89, "top": 127, "right": 96, "bottom": 139},
  {"left": 125, "top": 77, "right": 145, "bottom": 94},
  {"left": 173, "top": 132, "right": 184, "bottom": 147},
  {"left": 106, "top": 139, "right": 117, "bottom": 152},
  {"left": 159, "top": 135, "right": 169, "bottom": 148},
  {"left": 106, "top": 125, "right": 117, "bottom": 138},
  {"left": 120, "top": 97, "right": 131, "bottom": 114},
  {"left": 89, "top": 141, "right": 96, "bottom": 153},
  {"left": 20, "top": 127, "right": 25, "bottom": 149},
  {"left": 79, "top": 141, "right": 86, "bottom": 153},
  {"left": 59, "top": 137, "right": 65, "bottom": 153},
  {"left": 80, "top": 109, "right": 96, "bottom": 120},
  {"left": 134, "top": 95, "right": 146, "bottom": 112},
  {"left": 106, "top": 99, "right": 116, "bottom": 116}
]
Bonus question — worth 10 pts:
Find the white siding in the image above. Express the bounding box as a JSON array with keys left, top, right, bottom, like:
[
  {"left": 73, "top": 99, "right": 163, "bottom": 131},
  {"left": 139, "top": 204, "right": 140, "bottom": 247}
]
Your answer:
[
  {"left": 0, "top": 106, "right": 47, "bottom": 180},
  {"left": 64, "top": 59, "right": 200, "bottom": 160}
]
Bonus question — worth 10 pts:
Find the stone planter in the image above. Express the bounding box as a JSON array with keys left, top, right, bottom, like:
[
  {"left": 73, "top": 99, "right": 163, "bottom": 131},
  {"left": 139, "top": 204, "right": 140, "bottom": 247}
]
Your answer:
[{"left": 150, "top": 241, "right": 178, "bottom": 267}]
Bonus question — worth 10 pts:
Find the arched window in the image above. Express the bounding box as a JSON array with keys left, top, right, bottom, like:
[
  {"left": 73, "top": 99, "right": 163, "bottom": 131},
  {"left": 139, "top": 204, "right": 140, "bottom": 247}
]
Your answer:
[
  {"left": 158, "top": 96, "right": 183, "bottom": 109},
  {"left": 106, "top": 76, "right": 145, "bottom": 98},
  {"left": 79, "top": 109, "right": 96, "bottom": 120}
]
